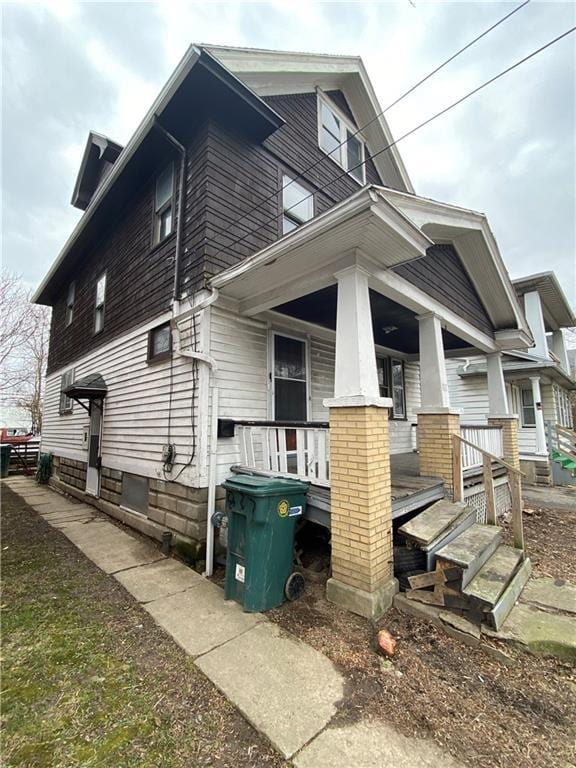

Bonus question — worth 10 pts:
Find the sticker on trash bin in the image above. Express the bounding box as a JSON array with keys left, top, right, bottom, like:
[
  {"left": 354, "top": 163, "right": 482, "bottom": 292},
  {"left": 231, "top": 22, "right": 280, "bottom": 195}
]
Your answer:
[
  {"left": 235, "top": 563, "right": 245, "bottom": 583},
  {"left": 277, "top": 499, "right": 289, "bottom": 518},
  {"left": 288, "top": 505, "right": 302, "bottom": 517}
]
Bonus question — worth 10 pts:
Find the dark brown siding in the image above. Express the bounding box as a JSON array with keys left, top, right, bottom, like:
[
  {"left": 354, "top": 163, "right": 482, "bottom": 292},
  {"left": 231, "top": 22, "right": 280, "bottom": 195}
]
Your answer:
[{"left": 394, "top": 244, "right": 494, "bottom": 336}]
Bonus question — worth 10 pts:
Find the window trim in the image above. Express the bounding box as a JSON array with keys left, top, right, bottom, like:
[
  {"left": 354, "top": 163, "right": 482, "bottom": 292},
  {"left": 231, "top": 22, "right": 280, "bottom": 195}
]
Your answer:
[
  {"left": 377, "top": 355, "right": 407, "bottom": 420},
  {"left": 153, "top": 162, "right": 175, "bottom": 246},
  {"left": 269, "top": 330, "right": 311, "bottom": 422},
  {"left": 520, "top": 385, "right": 536, "bottom": 428},
  {"left": 93, "top": 271, "right": 107, "bottom": 335},
  {"left": 59, "top": 368, "right": 75, "bottom": 415},
  {"left": 65, "top": 281, "right": 75, "bottom": 327},
  {"left": 147, "top": 321, "right": 172, "bottom": 363},
  {"left": 317, "top": 91, "right": 366, "bottom": 185},
  {"left": 279, "top": 170, "right": 315, "bottom": 236}
]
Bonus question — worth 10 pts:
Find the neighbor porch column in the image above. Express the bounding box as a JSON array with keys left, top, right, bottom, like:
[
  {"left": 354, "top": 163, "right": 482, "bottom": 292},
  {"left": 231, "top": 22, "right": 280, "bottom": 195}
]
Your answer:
[
  {"left": 416, "top": 313, "right": 461, "bottom": 498},
  {"left": 530, "top": 375, "right": 548, "bottom": 455},
  {"left": 324, "top": 265, "right": 397, "bottom": 620},
  {"left": 486, "top": 352, "right": 520, "bottom": 470}
]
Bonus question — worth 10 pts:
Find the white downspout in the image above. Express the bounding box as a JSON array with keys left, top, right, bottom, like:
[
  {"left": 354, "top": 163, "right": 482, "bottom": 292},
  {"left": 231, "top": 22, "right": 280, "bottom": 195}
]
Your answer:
[{"left": 171, "top": 287, "right": 220, "bottom": 577}]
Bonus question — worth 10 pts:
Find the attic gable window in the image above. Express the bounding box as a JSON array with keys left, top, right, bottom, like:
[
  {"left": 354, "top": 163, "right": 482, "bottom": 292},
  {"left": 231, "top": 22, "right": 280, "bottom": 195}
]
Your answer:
[
  {"left": 154, "top": 164, "right": 174, "bottom": 243},
  {"left": 65, "top": 282, "right": 75, "bottom": 326},
  {"left": 318, "top": 94, "right": 366, "bottom": 184},
  {"left": 94, "top": 273, "right": 106, "bottom": 334},
  {"left": 282, "top": 175, "right": 314, "bottom": 234}
]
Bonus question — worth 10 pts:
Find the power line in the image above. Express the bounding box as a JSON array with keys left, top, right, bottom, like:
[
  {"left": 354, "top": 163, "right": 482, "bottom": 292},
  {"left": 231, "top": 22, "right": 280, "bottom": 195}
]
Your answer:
[
  {"left": 208, "top": 24, "right": 576, "bottom": 264},
  {"left": 208, "top": 0, "right": 531, "bottom": 259}
]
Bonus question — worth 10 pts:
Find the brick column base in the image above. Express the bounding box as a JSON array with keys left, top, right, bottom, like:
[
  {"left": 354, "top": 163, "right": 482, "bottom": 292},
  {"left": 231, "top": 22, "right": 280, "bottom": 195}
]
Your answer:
[
  {"left": 488, "top": 416, "right": 520, "bottom": 470},
  {"left": 417, "top": 411, "right": 461, "bottom": 498},
  {"left": 326, "top": 404, "right": 397, "bottom": 619}
]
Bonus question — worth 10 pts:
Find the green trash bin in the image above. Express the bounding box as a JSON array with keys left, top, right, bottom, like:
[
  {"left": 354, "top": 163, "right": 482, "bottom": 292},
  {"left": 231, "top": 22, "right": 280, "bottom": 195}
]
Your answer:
[
  {"left": 0, "top": 444, "right": 12, "bottom": 478},
  {"left": 223, "top": 475, "right": 309, "bottom": 612}
]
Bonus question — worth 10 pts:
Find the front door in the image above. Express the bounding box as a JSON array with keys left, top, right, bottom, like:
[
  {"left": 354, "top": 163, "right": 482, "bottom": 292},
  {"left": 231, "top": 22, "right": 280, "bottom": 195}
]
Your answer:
[
  {"left": 86, "top": 399, "right": 103, "bottom": 496},
  {"left": 272, "top": 333, "right": 308, "bottom": 421}
]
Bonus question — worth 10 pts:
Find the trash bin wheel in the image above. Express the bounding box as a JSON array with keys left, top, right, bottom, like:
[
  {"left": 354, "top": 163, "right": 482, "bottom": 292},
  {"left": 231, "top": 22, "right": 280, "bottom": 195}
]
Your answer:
[{"left": 285, "top": 572, "right": 305, "bottom": 602}]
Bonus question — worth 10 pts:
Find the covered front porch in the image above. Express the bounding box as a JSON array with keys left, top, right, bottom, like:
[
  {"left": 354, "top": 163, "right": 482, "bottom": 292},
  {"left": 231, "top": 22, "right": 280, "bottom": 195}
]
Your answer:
[{"left": 207, "top": 185, "right": 530, "bottom": 618}]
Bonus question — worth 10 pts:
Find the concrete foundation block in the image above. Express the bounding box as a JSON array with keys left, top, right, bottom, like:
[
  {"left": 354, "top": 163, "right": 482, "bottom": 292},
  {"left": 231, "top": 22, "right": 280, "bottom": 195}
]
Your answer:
[{"left": 326, "top": 576, "right": 398, "bottom": 620}]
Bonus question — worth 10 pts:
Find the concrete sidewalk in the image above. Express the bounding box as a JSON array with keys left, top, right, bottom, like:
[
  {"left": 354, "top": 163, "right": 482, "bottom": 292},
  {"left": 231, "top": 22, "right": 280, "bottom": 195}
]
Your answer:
[{"left": 2, "top": 476, "right": 461, "bottom": 767}]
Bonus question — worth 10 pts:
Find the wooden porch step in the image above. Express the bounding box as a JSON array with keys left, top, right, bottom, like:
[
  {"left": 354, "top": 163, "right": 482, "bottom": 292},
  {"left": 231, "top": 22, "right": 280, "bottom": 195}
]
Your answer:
[
  {"left": 435, "top": 524, "right": 502, "bottom": 589},
  {"left": 398, "top": 500, "right": 471, "bottom": 548},
  {"left": 487, "top": 557, "right": 532, "bottom": 631},
  {"left": 463, "top": 545, "right": 524, "bottom": 608}
]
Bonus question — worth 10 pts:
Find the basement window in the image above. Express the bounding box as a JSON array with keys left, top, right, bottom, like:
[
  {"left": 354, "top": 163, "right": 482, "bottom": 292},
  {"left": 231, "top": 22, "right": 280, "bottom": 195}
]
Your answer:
[
  {"left": 148, "top": 322, "right": 171, "bottom": 362},
  {"left": 154, "top": 164, "right": 174, "bottom": 244},
  {"left": 65, "top": 282, "right": 75, "bottom": 326},
  {"left": 318, "top": 94, "right": 366, "bottom": 184},
  {"left": 121, "top": 473, "right": 149, "bottom": 516},
  {"left": 282, "top": 175, "right": 314, "bottom": 234}
]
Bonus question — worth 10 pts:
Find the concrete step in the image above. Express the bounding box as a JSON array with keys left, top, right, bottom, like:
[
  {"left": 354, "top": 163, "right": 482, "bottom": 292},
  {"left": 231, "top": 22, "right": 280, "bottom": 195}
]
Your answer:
[
  {"left": 463, "top": 545, "right": 524, "bottom": 608},
  {"left": 398, "top": 500, "right": 472, "bottom": 548},
  {"left": 435, "top": 524, "right": 502, "bottom": 589}
]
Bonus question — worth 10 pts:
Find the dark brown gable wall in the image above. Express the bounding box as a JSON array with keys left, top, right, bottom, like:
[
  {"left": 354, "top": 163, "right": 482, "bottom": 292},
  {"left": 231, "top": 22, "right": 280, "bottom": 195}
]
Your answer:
[{"left": 394, "top": 244, "right": 494, "bottom": 337}]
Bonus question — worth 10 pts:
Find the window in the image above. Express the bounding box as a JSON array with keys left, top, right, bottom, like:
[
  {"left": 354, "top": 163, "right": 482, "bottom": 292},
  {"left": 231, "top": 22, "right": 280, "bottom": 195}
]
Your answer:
[
  {"left": 273, "top": 334, "right": 308, "bottom": 421},
  {"left": 65, "top": 282, "right": 75, "bottom": 326},
  {"left": 555, "top": 385, "right": 573, "bottom": 429},
  {"left": 94, "top": 273, "right": 106, "bottom": 333},
  {"left": 377, "top": 356, "right": 406, "bottom": 419},
  {"left": 154, "top": 164, "right": 174, "bottom": 243},
  {"left": 121, "top": 473, "right": 149, "bottom": 516},
  {"left": 521, "top": 386, "right": 536, "bottom": 427},
  {"left": 282, "top": 175, "right": 314, "bottom": 234},
  {"left": 318, "top": 95, "right": 366, "bottom": 183},
  {"left": 59, "top": 369, "right": 75, "bottom": 414},
  {"left": 148, "top": 322, "right": 171, "bottom": 362}
]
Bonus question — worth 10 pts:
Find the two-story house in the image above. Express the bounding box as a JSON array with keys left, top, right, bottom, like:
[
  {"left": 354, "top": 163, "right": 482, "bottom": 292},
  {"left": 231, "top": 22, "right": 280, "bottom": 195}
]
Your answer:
[
  {"left": 34, "top": 45, "right": 536, "bottom": 619},
  {"left": 446, "top": 271, "right": 576, "bottom": 485}
]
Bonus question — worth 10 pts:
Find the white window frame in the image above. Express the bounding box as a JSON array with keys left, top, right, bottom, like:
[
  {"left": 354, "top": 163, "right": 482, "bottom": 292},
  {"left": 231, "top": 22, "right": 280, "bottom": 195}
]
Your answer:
[
  {"left": 154, "top": 163, "right": 175, "bottom": 244},
  {"left": 281, "top": 174, "right": 314, "bottom": 234},
  {"left": 520, "top": 385, "right": 536, "bottom": 428},
  {"left": 59, "top": 368, "right": 75, "bottom": 414},
  {"left": 377, "top": 355, "right": 406, "bottom": 420},
  {"left": 317, "top": 91, "right": 366, "bottom": 185},
  {"left": 268, "top": 330, "right": 311, "bottom": 422},
  {"left": 94, "top": 272, "right": 106, "bottom": 334},
  {"left": 65, "top": 281, "right": 75, "bottom": 327}
]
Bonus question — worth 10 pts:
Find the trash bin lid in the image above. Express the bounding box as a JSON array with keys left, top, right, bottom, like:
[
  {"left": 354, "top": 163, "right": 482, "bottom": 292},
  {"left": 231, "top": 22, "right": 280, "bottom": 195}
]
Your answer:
[{"left": 223, "top": 474, "right": 309, "bottom": 496}]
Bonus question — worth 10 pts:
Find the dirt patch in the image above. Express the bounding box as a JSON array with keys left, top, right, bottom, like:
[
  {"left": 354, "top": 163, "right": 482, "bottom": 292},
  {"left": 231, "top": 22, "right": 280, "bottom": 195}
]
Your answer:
[
  {"left": 268, "top": 503, "right": 576, "bottom": 768},
  {"left": 1, "top": 486, "right": 287, "bottom": 768}
]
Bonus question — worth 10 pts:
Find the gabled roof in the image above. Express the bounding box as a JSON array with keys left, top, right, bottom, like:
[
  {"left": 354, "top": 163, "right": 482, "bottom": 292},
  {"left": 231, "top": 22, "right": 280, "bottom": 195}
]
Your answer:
[
  {"left": 71, "top": 132, "right": 123, "bottom": 211},
  {"left": 512, "top": 272, "right": 576, "bottom": 331},
  {"left": 203, "top": 44, "right": 414, "bottom": 194}
]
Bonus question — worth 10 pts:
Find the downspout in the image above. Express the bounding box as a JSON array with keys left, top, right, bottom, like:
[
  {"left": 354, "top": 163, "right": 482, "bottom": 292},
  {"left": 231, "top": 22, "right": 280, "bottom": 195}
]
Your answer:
[
  {"left": 153, "top": 117, "right": 186, "bottom": 301},
  {"left": 172, "top": 288, "right": 220, "bottom": 577}
]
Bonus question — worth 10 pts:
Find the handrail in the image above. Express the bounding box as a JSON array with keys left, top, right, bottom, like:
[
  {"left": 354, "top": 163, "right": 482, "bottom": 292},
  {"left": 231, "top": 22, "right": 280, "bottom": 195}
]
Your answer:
[
  {"left": 452, "top": 433, "right": 525, "bottom": 552},
  {"left": 460, "top": 423, "right": 503, "bottom": 430}
]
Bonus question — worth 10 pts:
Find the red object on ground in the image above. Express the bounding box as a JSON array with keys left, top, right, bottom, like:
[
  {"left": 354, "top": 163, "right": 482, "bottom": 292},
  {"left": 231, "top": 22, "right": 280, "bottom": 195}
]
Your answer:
[
  {"left": 1, "top": 428, "right": 35, "bottom": 445},
  {"left": 376, "top": 628, "right": 397, "bottom": 657}
]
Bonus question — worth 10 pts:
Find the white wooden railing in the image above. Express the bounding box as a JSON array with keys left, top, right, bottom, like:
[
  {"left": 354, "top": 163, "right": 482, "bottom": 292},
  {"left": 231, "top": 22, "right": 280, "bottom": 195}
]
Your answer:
[
  {"left": 237, "top": 422, "right": 330, "bottom": 487},
  {"left": 460, "top": 425, "right": 503, "bottom": 470}
]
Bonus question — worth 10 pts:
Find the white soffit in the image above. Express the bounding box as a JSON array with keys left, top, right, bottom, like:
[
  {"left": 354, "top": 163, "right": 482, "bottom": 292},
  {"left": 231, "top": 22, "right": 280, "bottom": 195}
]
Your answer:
[
  {"left": 377, "top": 187, "right": 529, "bottom": 335},
  {"left": 512, "top": 272, "right": 576, "bottom": 331},
  {"left": 211, "top": 188, "right": 431, "bottom": 306},
  {"left": 202, "top": 44, "right": 414, "bottom": 194}
]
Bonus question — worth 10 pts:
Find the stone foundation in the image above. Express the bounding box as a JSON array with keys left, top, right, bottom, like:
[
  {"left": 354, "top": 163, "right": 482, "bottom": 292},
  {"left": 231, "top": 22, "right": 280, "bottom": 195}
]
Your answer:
[{"left": 54, "top": 456, "right": 87, "bottom": 491}]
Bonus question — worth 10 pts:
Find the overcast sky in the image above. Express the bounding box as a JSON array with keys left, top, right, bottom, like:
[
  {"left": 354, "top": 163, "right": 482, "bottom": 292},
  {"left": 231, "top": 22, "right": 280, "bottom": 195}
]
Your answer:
[{"left": 2, "top": 0, "right": 575, "bottom": 307}]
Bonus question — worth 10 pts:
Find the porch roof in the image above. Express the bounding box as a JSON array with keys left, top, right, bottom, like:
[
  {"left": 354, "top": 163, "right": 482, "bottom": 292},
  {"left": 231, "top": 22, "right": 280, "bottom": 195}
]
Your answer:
[
  {"left": 458, "top": 358, "right": 576, "bottom": 390},
  {"left": 211, "top": 185, "right": 531, "bottom": 354}
]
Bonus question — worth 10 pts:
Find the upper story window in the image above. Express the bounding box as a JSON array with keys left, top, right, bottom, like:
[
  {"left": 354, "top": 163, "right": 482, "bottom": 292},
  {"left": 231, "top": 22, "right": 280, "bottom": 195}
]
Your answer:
[
  {"left": 377, "top": 356, "right": 406, "bottom": 419},
  {"left": 148, "top": 322, "right": 171, "bottom": 363},
  {"left": 318, "top": 95, "right": 366, "bottom": 184},
  {"left": 94, "top": 273, "right": 106, "bottom": 334},
  {"left": 154, "top": 164, "right": 174, "bottom": 244},
  {"left": 282, "top": 175, "right": 314, "bottom": 234},
  {"left": 65, "top": 282, "right": 75, "bottom": 326}
]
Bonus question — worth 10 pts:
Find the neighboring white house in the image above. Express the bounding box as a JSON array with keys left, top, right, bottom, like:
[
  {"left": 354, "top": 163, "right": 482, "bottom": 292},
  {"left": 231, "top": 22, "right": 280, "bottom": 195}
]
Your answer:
[{"left": 446, "top": 271, "right": 576, "bottom": 484}]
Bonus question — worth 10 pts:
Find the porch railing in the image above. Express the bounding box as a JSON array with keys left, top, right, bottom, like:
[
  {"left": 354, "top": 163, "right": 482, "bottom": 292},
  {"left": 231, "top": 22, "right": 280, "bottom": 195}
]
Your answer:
[
  {"left": 452, "top": 433, "right": 525, "bottom": 551},
  {"left": 238, "top": 422, "right": 330, "bottom": 487},
  {"left": 546, "top": 421, "right": 576, "bottom": 460},
  {"left": 460, "top": 424, "right": 503, "bottom": 471}
]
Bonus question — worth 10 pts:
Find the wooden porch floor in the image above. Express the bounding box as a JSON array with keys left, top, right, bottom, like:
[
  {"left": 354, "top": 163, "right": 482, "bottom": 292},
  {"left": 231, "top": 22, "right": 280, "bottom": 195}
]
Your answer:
[{"left": 305, "top": 452, "right": 445, "bottom": 529}]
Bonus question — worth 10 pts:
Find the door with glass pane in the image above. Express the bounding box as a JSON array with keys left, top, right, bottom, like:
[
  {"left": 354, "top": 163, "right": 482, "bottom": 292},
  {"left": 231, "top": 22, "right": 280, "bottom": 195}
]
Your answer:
[
  {"left": 272, "top": 334, "right": 308, "bottom": 422},
  {"left": 86, "top": 400, "right": 103, "bottom": 496}
]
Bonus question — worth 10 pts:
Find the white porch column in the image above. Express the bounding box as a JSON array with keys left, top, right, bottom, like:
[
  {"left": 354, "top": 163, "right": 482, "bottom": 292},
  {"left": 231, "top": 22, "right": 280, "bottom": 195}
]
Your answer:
[
  {"left": 551, "top": 329, "right": 570, "bottom": 373},
  {"left": 530, "top": 375, "right": 547, "bottom": 454},
  {"left": 417, "top": 313, "right": 450, "bottom": 409},
  {"left": 486, "top": 352, "right": 509, "bottom": 417},
  {"left": 333, "top": 265, "right": 380, "bottom": 400},
  {"left": 524, "top": 291, "right": 548, "bottom": 359}
]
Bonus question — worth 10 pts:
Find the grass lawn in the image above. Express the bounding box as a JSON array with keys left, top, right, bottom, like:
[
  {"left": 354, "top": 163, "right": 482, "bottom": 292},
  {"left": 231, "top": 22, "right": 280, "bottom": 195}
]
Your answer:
[{"left": 1, "top": 486, "right": 286, "bottom": 768}]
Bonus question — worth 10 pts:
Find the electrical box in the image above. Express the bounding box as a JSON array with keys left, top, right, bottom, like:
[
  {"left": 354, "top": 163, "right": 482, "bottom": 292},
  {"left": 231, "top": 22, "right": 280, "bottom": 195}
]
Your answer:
[{"left": 218, "top": 419, "right": 236, "bottom": 438}]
